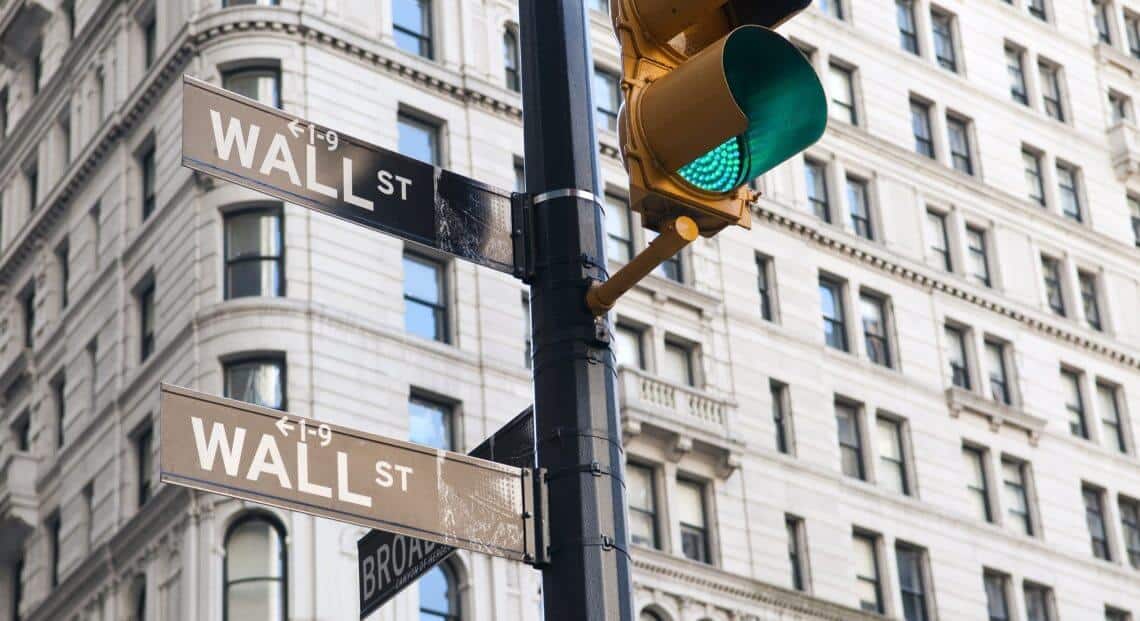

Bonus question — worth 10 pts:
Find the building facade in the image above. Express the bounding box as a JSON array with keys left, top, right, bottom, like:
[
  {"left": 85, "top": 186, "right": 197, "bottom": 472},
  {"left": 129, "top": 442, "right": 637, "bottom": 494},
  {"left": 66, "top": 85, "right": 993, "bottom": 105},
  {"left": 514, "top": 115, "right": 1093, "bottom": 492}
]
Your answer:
[{"left": 0, "top": 0, "right": 1137, "bottom": 620}]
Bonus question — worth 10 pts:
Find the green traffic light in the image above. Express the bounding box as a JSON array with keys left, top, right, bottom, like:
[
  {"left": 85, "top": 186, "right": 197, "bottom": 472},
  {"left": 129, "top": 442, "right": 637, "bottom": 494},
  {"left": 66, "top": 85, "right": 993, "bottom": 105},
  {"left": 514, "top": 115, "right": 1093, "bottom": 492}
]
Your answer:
[{"left": 675, "top": 27, "right": 827, "bottom": 195}]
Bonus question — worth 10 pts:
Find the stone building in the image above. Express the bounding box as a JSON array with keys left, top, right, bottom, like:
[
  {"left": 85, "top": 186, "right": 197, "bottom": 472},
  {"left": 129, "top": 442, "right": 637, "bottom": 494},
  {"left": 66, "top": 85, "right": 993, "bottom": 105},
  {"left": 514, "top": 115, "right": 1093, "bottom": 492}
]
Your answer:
[{"left": 0, "top": 0, "right": 1137, "bottom": 620}]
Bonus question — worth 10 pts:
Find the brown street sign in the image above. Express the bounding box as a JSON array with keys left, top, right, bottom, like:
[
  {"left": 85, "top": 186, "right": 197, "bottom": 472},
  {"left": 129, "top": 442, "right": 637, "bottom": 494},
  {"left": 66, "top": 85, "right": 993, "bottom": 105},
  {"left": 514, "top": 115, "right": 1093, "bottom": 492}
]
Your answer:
[
  {"left": 180, "top": 75, "right": 519, "bottom": 275},
  {"left": 159, "top": 384, "right": 534, "bottom": 561},
  {"left": 358, "top": 407, "right": 537, "bottom": 618}
]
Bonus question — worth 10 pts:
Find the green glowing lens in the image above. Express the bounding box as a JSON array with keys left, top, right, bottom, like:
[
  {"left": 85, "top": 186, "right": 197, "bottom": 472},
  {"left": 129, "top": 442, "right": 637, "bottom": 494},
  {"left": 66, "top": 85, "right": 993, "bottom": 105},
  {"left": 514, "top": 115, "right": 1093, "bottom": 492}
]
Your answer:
[{"left": 676, "top": 137, "right": 744, "bottom": 193}]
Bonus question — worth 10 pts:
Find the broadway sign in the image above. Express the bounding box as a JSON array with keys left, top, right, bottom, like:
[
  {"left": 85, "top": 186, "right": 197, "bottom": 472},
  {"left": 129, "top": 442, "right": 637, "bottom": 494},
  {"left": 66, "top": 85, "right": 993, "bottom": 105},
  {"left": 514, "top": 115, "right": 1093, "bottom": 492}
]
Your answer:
[
  {"left": 159, "top": 384, "right": 536, "bottom": 561},
  {"left": 181, "top": 75, "right": 519, "bottom": 275}
]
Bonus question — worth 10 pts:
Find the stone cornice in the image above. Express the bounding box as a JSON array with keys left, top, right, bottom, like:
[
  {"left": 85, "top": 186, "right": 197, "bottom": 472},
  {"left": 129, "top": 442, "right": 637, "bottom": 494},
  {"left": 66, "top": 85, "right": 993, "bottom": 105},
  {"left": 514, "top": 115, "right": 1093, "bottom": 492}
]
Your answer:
[{"left": 753, "top": 203, "right": 1140, "bottom": 371}]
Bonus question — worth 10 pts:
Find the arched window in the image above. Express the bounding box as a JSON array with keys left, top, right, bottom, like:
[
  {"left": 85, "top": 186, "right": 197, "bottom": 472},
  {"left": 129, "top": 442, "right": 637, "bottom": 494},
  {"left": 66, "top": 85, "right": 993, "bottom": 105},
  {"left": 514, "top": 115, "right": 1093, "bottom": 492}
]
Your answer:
[
  {"left": 639, "top": 610, "right": 664, "bottom": 621},
  {"left": 419, "top": 561, "right": 459, "bottom": 620},
  {"left": 503, "top": 28, "right": 520, "bottom": 92},
  {"left": 224, "top": 513, "right": 287, "bottom": 621}
]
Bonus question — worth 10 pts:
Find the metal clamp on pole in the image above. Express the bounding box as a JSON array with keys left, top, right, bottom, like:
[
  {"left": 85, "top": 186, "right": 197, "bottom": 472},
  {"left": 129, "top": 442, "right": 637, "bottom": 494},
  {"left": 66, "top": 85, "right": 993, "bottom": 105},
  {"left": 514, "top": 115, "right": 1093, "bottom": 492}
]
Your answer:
[{"left": 585, "top": 216, "right": 700, "bottom": 315}]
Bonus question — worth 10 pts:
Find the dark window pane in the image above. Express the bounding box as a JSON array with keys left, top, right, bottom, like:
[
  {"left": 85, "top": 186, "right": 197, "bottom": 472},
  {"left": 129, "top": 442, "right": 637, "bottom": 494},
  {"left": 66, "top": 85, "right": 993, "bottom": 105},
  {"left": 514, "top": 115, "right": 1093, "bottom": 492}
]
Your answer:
[
  {"left": 223, "top": 68, "right": 281, "bottom": 108},
  {"left": 224, "top": 359, "right": 285, "bottom": 409}
]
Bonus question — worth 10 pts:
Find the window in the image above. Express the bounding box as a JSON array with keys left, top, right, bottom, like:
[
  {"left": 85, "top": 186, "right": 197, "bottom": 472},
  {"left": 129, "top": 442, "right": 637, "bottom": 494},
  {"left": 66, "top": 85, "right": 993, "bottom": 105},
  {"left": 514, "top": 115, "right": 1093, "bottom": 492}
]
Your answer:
[
  {"left": 1062, "top": 368, "right": 1089, "bottom": 439},
  {"left": 403, "top": 253, "right": 448, "bottom": 343},
  {"left": 20, "top": 285, "right": 35, "bottom": 349},
  {"left": 911, "top": 100, "right": 934, "bottom": 158},
  {"left": 224, "top": 357, "right": 286, "bottom": 410},
  {"left": 1128, "top": 11, "right": 1140, "bottom": 57},
  {"left": 860, "top": 293, "right": 891, "bottom": 367},
  {"left": 1056, "top": 163, "right": 1082, "bottom": 221},
  {"left": 26, "top": 161, "right": 38, "bottom": 212},
  {"left": 56, "top": 240, "right": 69, "bottom": 309},
  {"left": 594, "top": 68, "right": 620, "bottom": 132},
  {"left": 605, "top": 193, "right": 633, "bottom": 263},
  {"left": 1110, "top": 90, "right": 1131, "bottom": 124},
  {"left": 1039, "top": 62, "right": 1065, "bottom": 122},
  {"left": 614, "top": 324, "right": 644, "bottom": 370},
  {"left": 805, "top": 158, "right": 830, "bottom": 222},
  {"left": 964, "top": 445, "right": 993, "bottom": 522},
  {"left": 662, "top": 340, "right": 694, "bottom": 387},
  {"left": 138, "top": 282, "right": 155, "bottom": 362},
  {"left": 984, "top": 571, "right": 1011, "bottom": 621},
  {"left": 818, "top": 0, "right": 843, "bottom": 20},
  {"left": 1023, "top": 149, "right": 1045, "bottom": 206},
  {"left": 136, "top": 425, "right": 153, "bottom": 507},
  {"left": 1130, "top": 194, "right": 1140, "bottom": 247},
  {"left": 53, "top": 374, "right": 65, "bottom": 449},
  {"left": 397, "top": 113, "right": 440, "bottom": 165},
  {"left": 46, "top": 512, "right": 61, "bottom": 587},
  {"left": 225, "top": 207, "right": 284, "bottom": 299},
  {"left": 786, "top": 516, "right": 807, "bottom": 591},
  {"left": 946, "top": 324, "right": 971, "bottom": 389},
  {"left": 59, "top": 113, "right": 71, "bottom": 165},
  {"left": 926, "top": 210, "right": 951, "bottom": 271},
  {"left": 1084, "top": 485, "right": 1112, "bottom": 560},
  {"left": 132, "top": 574, "right": 146, "bottom": 621},
  {"left": 81, "top": 482, "right": 93, "bottom": 549},
  {"left": 820, "top": 278, "right": 847, "bottom": 351},
  {"left": 224, "top": 514, "right": 287, "bottom": 621},
  {"left": 522, "top": 294, "right": 532, "bottom": 369},
  {"left": 90, "top": 203, "right": 102, "bottom": 268},
  {"left": 771, "top": 380, "right": 792, "bottom": 454},
  {"left": 1094, "top": 0, "right": 1113, "bottom": 44},
  {"left": 1006, "top": 46, "right": 1028, "bottom": 104},
  {"left": 1041, "top": 255, "right": 1065, "bottom": 316},
  {"left": 1023, "top": 583, "right": 1053, "bottom": 621},
  {"left": 896, "top": 543, "right": 929, "bottom": 621},
  {"left": 836, "top": 402, "right": 865, "bottom": 480},
  {"left": 846, "top": 177, "right": 872, "bottom": 239},
  {"left": 32, "top": 52, "right": 42, "bottom": 96},
  {"left": 897, "top": 0, "right": 919, "bottom": 54},
  {"left": 1106, "top": 607, "right": 1131, "bottom": 621},
  {"left": 409, "top": 395, "right": 452, "bottom": 450},
  {"left": 222, "top": 67, "right": 281, "bottom": 108},
  {"left": 931, "top": 9, "right": 957, "bottom": 71},
  {"left": 503, "top": 29, "right": 520, "bottom": 92},
  {"left": 10, "top": 559, "right": 21, "bottom": 621},
  {"left": 87, "top": 337, "right": 98, "bottom": 412},
  {"left": 139, "top": 144, "right": 156, "bottom": 219},
  {"left": 877, "top": 417, "right": 908, "bottom": 495},
  {"left": 13, "top": 411, "right": 31, "bottom": 452},
  {"left": 0, "top": 88, "right": 7, "bottom": 136},
  {"left": 852, "top": 532, "right": 883, "bottom": 613},
  {"left": 142, "top": 13, "right": 156, "bottom": 69},
  {"left": 419, "top": 562, "right": 460, "bottom": 620},
  {"left": 1027, "top": 0, "right": 1047, "bottom": 21},
  {"left": 1002, "top": 458, "right": 1033, "bottom": 535},
  {"left": 626, "top": 463, "right": 658, "bottom": 548},
  {"left": 985, "top": 341, "right": 1011, "bottom": 404},
  {"left": 393, "top": 0, "right": 433, "bottom": 59},
  {"left": 1078, "top": 271, "right": 1102, "bottom": 331},
  {"left": 828, "top": 64, "right": 856, "bottom": 124},
  {"left": 1120, "top": 495, "right": 1140, "bottom": 568},
  {"left": 947, "top": 115, "right": 973, "bottom": 175},
  {"left": 1098, "top": 383, "right": 1127, "bottom": 453},
  {"left": 756, "top": 254, "right": 774, "bottom": 321},
  {"left": 966, "top": 226, "right": 991, "bottom": 287},
  {"left": 94, "top": 70, "right": 105, "bottom": 122},
  {"left": 676, "top": 478, "right": 709, "bottom": 563}
]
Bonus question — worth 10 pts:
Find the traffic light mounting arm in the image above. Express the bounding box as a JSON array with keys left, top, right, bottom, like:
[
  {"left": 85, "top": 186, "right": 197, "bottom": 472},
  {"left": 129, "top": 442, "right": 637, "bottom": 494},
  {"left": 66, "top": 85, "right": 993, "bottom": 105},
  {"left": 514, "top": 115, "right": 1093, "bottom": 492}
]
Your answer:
[{"left": 586, "top": 216, "right": 699, "bottom": 315}]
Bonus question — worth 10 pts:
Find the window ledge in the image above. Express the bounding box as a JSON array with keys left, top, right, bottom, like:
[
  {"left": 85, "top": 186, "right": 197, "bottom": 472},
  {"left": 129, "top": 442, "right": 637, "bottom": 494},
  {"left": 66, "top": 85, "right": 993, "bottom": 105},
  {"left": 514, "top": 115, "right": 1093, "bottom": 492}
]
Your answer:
[
  {"left": 618, "top": 366, "right": 740, "bottom": 477},
  {"left": 946, "top": 386, "right": 1046, "bottom": 446}
]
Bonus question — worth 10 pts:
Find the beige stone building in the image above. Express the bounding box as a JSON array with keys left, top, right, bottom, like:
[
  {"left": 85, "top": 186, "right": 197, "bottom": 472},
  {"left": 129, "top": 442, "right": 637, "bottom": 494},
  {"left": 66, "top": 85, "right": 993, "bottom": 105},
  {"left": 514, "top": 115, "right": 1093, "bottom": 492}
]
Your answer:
[{"left": 0, "top": 0, "right": 1137, "bottom": 620}]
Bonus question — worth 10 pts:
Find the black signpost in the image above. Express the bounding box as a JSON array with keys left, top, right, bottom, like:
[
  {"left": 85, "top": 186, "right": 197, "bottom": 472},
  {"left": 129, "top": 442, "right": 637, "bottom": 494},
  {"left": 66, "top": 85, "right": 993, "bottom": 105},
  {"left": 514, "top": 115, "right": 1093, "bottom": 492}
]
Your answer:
[
  {"left": 357, "top": 407, "right": 537, "bottom": 617},
  {"left": 181, "top": 76, "right": 520, "bottom": 276}
]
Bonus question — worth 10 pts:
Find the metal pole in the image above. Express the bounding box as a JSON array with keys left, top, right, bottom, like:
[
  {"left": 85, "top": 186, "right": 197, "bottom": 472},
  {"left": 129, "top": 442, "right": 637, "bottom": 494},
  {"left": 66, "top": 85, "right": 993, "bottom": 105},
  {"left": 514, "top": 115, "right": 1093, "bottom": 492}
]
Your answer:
[{"left": 518, "top": 0, "right": 634, "bottom": 619}]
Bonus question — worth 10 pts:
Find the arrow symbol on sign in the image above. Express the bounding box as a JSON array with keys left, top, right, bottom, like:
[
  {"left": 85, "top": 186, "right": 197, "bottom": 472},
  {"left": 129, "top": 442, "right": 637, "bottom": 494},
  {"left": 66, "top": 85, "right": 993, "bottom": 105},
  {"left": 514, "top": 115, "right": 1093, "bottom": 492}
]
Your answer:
[
  {"left": 287, "top": 119, "right": 303, "bottom": 139},
  {"left": 275, "top": 416, "right": 294, "bottom": 437}
]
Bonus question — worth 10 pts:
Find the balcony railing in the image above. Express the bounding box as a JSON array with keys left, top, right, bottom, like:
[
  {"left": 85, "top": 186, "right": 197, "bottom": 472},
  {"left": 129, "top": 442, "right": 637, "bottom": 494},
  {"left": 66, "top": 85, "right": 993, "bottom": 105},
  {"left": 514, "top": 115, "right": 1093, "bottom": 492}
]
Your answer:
[{"left": 618, "top": 367, "right": 740, "bottom": 475}]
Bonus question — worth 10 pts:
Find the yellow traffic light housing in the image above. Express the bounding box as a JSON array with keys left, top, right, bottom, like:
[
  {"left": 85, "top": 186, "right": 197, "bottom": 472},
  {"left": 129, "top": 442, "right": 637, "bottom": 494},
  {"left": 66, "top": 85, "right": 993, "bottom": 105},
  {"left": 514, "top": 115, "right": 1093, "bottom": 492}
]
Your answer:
[{"left": 613, "top": 0, "right": 828, "bottom": 235}]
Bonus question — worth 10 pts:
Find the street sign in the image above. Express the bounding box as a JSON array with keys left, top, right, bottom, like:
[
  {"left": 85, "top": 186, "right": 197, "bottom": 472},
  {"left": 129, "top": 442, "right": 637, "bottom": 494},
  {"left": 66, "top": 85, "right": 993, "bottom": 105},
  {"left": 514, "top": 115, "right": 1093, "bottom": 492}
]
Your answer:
[
  {"left": 357, "top": 407, "right": 535, "bottom": 618},
  {"left": 180, "top": 75, "right": 519, "bottom": 275},
  {"left": 159, "top": 384, "right": 535, "bottom": 561}
]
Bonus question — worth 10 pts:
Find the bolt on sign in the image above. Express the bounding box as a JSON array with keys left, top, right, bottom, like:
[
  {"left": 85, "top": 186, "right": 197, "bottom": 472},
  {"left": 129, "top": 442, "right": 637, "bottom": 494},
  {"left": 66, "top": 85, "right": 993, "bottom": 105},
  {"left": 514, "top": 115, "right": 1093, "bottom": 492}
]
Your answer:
[
  {"left": 358, "top": 407, "right": 537, "bottom": 618},
  {"left": 159, "top": 384, "right": 536, "bottom": 561},
  {"left": 180, "top": 75, "right": 520, "bottom": 276}
]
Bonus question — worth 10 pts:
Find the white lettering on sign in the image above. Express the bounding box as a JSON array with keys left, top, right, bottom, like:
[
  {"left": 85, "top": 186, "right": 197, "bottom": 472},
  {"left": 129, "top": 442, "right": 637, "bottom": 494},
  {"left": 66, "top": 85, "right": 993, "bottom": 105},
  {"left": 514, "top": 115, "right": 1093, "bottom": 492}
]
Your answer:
[
  {"left": 188, "top": 416, "right": 413, "bottom": 504},
  {"left": 207, "top": 109, "right": 415, "bottom": 210},
  {"left": 360, "top": 534, "right": 442, "bottom": 599}
]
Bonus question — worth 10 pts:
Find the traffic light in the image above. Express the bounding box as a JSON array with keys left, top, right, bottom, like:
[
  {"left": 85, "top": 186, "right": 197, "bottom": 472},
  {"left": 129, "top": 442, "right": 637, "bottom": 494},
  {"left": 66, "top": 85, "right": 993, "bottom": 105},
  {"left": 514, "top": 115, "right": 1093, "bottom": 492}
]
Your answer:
[{"left": 612, "top": 0, "right": 828, "bottom": 235}]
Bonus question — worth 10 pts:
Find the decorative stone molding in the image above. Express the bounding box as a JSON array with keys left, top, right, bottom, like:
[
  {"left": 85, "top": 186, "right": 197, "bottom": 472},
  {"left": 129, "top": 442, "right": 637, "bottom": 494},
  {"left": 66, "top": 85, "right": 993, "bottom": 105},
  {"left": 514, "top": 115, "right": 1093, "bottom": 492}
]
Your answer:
[{"left": 945, "top": 387, "right": 1047, "bottom": 446}]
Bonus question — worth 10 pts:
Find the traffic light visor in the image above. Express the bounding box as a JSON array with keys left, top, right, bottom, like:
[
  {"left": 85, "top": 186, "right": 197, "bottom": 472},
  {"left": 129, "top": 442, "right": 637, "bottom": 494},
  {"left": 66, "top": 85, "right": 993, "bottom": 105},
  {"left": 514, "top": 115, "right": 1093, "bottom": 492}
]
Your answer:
[{"left": 674, "top": 27, "right": 827, "bottom": 193}]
